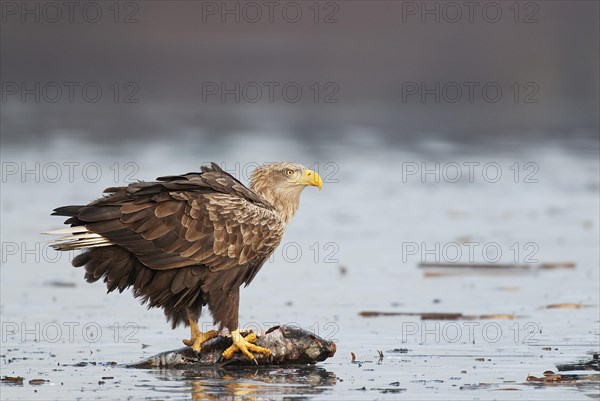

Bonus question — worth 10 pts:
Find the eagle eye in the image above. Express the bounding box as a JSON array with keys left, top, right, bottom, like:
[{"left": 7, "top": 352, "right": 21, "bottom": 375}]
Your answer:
[{"left": 285, "top": 169, "right": 294, "bottom": 176}]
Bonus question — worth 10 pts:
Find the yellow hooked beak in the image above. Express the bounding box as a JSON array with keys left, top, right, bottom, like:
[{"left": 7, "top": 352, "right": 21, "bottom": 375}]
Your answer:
[{"left": 299, "top": 169, "right": 323, "bottom": 190}]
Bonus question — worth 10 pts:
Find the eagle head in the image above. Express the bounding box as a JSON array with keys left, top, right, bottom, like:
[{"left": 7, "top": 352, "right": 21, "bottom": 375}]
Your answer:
[{"left": 250, "top": 162, "right": 323, "bottom": 223}]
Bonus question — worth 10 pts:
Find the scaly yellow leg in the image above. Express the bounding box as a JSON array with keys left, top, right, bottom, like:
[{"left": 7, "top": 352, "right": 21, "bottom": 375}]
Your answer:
[
  {"left": 222, "top": 329, "right": 271, "bottom": 362},
  {"left": 182, "top": 318, "right": 217, "bottom": 353}
]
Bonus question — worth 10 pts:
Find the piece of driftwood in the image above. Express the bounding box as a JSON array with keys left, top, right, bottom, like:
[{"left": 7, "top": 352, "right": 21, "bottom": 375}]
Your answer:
[
  {"left": 557, "top": 353, "right": 599, "bottom": 372},
  {"left": 419, "top": 262, "right": 576, "bottom": 269},
  {"left": 130, "top": 325, "right": 336, "bottom": 368},
  {"left": 419, "top": 262, "right": 532, "bottom": 269},
  {"left": 359, "top": 311, "right": 518, "bottom": 320}
]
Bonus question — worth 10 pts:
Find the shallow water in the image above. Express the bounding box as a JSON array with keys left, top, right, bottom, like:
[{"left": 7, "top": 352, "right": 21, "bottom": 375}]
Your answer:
[{"left": 1, "top": 134, "right": 599, "bottom": 400}]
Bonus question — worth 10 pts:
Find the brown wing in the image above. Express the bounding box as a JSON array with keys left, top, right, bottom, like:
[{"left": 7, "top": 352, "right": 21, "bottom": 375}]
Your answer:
[{"left": 55, "top": 163, "right": 284, "bottom": 286}]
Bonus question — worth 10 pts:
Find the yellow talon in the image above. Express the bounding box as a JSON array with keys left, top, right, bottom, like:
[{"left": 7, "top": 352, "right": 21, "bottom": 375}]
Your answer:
[
  {"left": 222, "top": 329, "right": 271, "bottom": 361},
  {"left": 182, "top": 318, "right": 217, "bottom": 353}
]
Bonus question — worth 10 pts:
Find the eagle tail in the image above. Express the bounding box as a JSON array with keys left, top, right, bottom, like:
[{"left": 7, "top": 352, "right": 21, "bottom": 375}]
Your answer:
[
  {"left": 45, "top": 205, "right": 114, "bottom": 250},
  {"left": 43, "top": 225, "right": 112, "bottom": 251}
]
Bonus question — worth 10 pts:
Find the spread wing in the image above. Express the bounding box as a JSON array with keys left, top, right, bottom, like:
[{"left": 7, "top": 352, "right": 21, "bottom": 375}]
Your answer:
[{"left": 52, "top": 163, "right": 285, "bottom": 285}]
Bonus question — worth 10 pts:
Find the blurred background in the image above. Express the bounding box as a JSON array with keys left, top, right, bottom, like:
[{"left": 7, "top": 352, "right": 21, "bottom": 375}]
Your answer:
[
  {"left": 1, "top": 1, "right": 599, "bottom": 400},
  {"left": 1, "top": 1, "right": 598, "bottom": 146}
]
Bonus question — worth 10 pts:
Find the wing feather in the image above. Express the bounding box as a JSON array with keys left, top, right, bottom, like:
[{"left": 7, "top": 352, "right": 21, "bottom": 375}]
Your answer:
[{"left": 63, "top": 165, "right": 284, "bottom": 286}]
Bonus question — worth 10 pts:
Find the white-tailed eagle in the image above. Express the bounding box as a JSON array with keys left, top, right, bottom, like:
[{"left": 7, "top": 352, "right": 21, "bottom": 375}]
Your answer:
[{"left": 47, "top": 162, "right": 322, "bottom": 361}]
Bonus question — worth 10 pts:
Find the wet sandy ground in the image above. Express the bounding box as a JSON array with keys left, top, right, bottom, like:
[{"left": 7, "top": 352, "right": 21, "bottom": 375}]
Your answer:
[{"left": 1, "top": 134, "right": 599, "bottom": 400}]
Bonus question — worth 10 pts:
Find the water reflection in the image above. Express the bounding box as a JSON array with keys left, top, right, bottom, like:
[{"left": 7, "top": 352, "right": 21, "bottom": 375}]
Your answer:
[{"left": 152, "top": 366, "right": 336, "bottom": 400}]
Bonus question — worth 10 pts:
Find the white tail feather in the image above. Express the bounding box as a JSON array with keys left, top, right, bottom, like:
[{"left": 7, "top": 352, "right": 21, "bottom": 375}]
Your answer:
[{"left": 44, "top": 225, "right": 113, "bottom": 250}]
